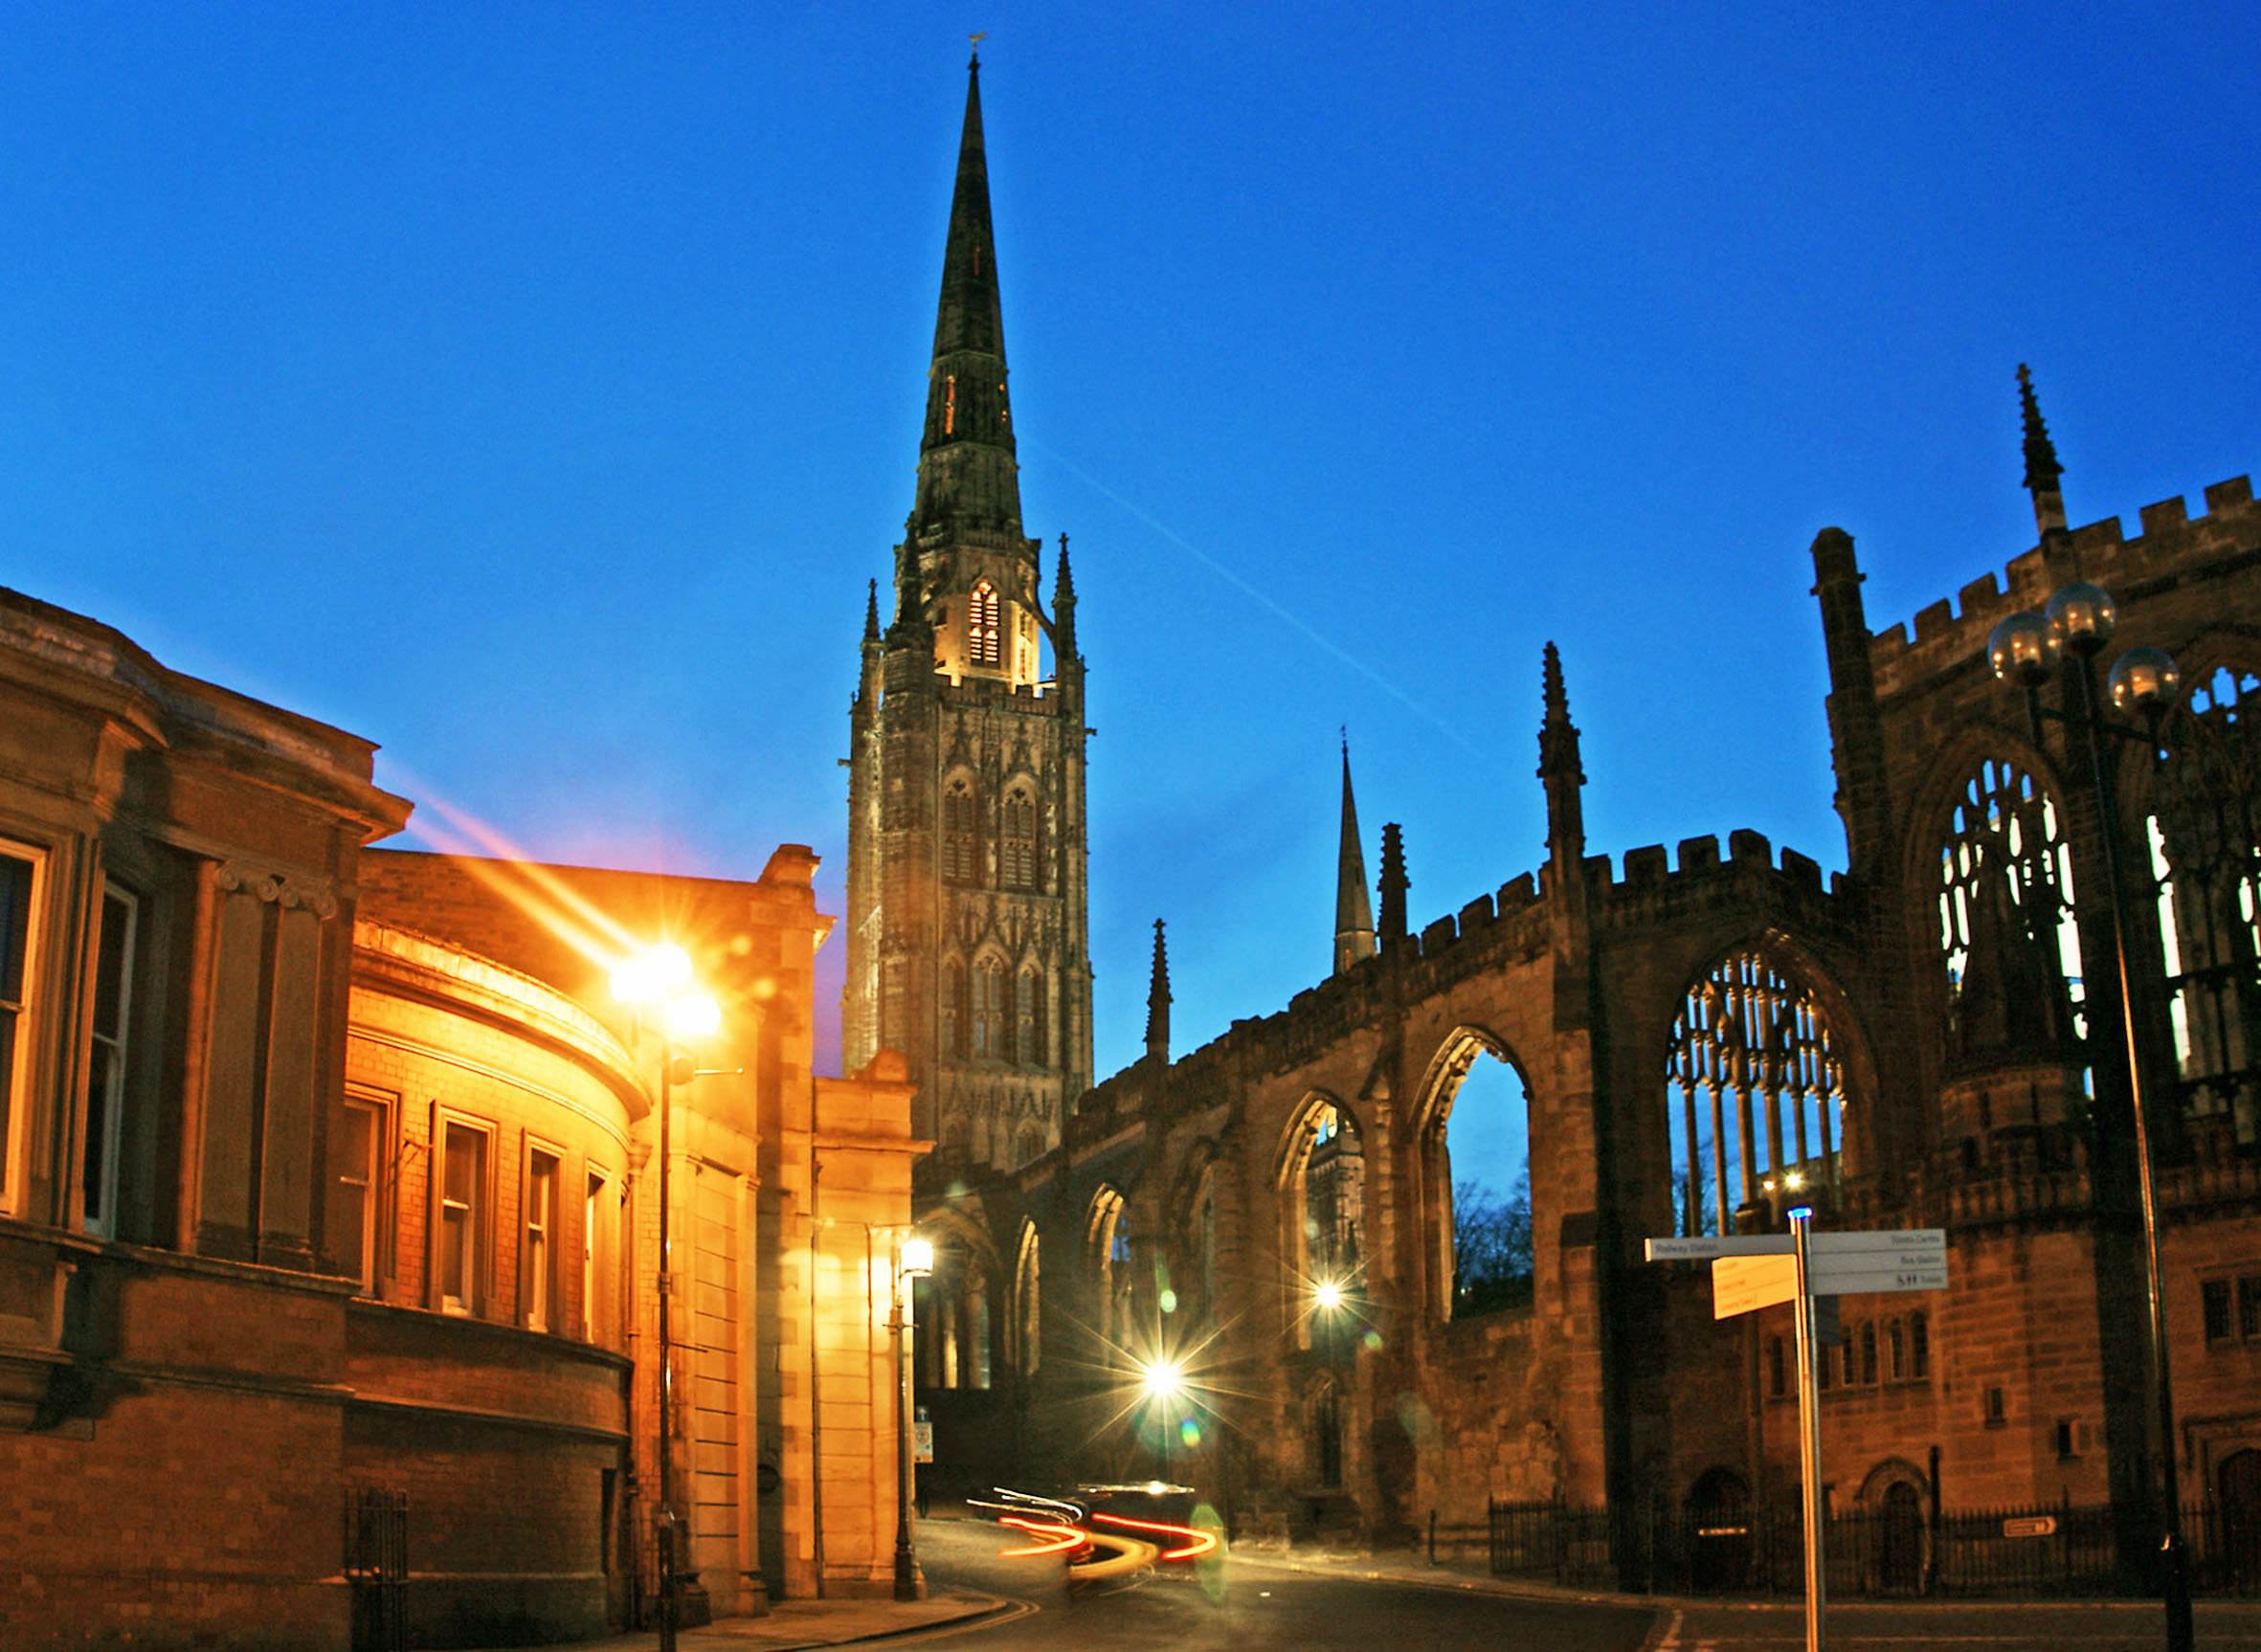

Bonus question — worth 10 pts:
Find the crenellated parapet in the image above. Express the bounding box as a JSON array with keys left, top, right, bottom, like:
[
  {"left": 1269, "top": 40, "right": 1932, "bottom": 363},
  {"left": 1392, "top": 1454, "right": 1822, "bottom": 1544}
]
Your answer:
[{"left": 1869, "top": 474, "right": 2258, "bottom": 699}]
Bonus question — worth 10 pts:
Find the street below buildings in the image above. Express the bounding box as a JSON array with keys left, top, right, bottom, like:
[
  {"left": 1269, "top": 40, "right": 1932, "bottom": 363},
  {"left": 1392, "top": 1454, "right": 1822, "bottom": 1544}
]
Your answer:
[
  {"left": 914, "top": 1515, "right": 1654, "bottom": 1652},
  {"left": 911, "top": 1516, "right": 2261, "bottom": 1652}
]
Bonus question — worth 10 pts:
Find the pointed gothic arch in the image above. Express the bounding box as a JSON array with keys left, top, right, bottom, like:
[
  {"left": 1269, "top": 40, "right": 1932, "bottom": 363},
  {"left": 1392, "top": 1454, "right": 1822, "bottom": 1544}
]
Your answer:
[
  {"left": 1411, "top": 1026, "right": 1535, "bottom": 1322},
  {"left": 942, "top": 770, "right": 982, "bottom": 886},
  {"left": 1012, "top": 1217, "right": 1041, "bottom": 1376},
  {"left": 1276, "top": 1094, "right": 1364, "bottom": 1346},
  {"left": 2139, "top": 652, "right": 2261, "bottom": 1147},
  {"left": 1000, "top": 778, "right": 1041, "bottom": 891},
  {"left": 914, "top": 1203, "right": 1005, "bottom": 1392},
  {"left": 1087, "top": 1183, "right": 1132, "bottom": 1350},
  {"left": 1663, "top": 939, "right": 1859, "bottom": 1236}
]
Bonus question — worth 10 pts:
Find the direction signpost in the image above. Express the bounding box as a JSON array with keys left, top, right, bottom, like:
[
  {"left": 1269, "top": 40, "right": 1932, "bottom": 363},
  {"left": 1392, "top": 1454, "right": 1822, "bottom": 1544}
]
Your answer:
[{"left": 1645, "top": 1219, "right": 1948, "bottom": 1652}]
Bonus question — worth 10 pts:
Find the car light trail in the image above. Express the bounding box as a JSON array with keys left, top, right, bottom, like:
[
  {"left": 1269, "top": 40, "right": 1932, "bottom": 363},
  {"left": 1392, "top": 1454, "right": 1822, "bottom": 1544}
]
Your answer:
[
  {"left": 996, "top": 1515, "right": 1086, "bottom": 1557},
  {"left": 1091, "top": 1509, "right": 1220, "bottom": 1560}
]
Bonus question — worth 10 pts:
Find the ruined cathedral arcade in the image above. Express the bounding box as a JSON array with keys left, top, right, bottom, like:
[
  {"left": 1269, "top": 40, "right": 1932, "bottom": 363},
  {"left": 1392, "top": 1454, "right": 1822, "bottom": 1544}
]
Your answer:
[{"left": 855, "top": 60, "right": 2261, "bottom": 1572}]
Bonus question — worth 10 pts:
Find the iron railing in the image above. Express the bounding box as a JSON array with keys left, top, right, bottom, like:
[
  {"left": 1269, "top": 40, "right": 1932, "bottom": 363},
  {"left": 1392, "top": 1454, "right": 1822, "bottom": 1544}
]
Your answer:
[{"left": 1488, "top": 1496, "right": 2261, "bottom": 1598}]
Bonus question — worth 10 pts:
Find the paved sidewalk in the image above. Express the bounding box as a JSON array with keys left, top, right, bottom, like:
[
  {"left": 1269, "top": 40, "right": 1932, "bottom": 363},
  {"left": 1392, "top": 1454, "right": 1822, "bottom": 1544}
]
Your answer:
[{"left": 465, "top": 1589, "right": 1019, "bottom": 1652}]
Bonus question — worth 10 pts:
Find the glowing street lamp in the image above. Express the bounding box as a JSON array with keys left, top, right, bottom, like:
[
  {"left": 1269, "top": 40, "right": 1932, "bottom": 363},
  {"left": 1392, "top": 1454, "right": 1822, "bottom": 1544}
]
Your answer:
[
  {"left": 1139, "top": 1358, "right": 1185, "bottom": 1401},
  {"left": 613, "top": 942, "right": 723, "bottom": 1651},
  {"left": 1311, "top": 1279, "right": 1346, "bottom": 1314},
  {"left": 1988, "top": 585, "right": 2191, "bottom": 1652}
]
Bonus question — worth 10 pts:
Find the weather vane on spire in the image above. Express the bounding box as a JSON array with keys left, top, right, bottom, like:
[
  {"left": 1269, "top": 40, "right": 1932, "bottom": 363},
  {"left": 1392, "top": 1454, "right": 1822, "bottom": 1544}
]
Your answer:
[{"left": 970, "top": 32, "right": 986, "bottom": 58}]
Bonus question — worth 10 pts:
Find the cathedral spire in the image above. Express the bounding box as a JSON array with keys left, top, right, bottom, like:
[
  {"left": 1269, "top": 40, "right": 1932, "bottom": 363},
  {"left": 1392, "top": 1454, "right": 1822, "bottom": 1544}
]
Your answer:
[
  {"left": 908, "top": 53, "right": 1023, "bottom": 542},
  {"left": 862, "top": 578, "right": 880, "bottom": 642},
  {"left": 1334, "top": 733, "right": 1378, "bottom": 974},
  {"left": 1145, "top": 919, "right": 1172, "bottom": 1064},
  {"left": 2018, "top": 363, "right": 2068, "bottom": 540}
]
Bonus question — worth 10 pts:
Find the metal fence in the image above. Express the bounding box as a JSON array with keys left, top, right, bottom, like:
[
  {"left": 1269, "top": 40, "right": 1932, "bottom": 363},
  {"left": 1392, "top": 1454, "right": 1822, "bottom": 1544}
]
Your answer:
[
  {"left": 344, "top": 1485, "right": 408, "bottom": 1652},
  {"left": 1489, "top": 1496, "right": 2261, "bottom": 1598}
]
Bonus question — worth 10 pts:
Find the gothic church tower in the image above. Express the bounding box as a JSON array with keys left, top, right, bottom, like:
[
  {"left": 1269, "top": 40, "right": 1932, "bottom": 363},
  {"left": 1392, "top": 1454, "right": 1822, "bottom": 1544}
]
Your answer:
[{"left": 843, "top": 55, "right": 1093, "bottom": 1172}]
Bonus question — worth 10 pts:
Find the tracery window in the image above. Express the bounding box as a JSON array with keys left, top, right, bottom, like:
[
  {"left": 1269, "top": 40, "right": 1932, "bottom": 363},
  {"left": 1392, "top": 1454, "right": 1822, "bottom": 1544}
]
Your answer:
[
  {"left": 974, "top": 956, "right": 1006, "bottom": 1059},
  {"left": 1001, "top": 787, "right": 1039, "bottom": 889},
  {"left": 1666, "top": 949, "right": 1845, "bottom": 1237},
  {"left": 1016, "top": 968, "right": 1044, "bottom": 1067},
  {"left": 942, "top": 779, "right": 980, "bottom": 885},
  {"left": 969, "top": 581, "right": 1000, "bottom": 668},
  {"left": 943, "top": 960, "right": 969, "bottom": 1060},
  {"left": 2148, "top": 664, "right": 2261, "bottom": 1146},
  {"left": 1937, "top": 755, "right": 2085, "bottom": 1041}
]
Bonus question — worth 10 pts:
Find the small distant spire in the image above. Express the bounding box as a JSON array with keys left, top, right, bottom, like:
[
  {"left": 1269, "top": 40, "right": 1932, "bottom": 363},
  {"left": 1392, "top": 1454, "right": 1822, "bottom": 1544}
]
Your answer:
[
  {"left": 2018, "top": 363, "right": 2068, "bottom": 539},
  {"left": 862, "top": 578, "right": 881, "bottom": 642},
  {"left": 1334, "top": 736, "right": 1378, "bottom": 974},
  {"left": 1145, "top": 918, "right": 1172, "bottom": 1063},
  {"left": 1377, "top": 823, "right": 1408, "bottom": 949}
]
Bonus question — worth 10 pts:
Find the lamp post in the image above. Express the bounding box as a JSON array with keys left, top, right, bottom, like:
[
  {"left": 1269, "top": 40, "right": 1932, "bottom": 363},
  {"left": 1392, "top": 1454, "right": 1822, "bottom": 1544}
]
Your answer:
[
  {"left": 612, "top": 944, "right": 723, "bottom": 1652},
  {"left": 892, "top": 1234, "right": 933, "bottom": 1599},
  {"left": 1987, "top": 586, "right": 2192, "bottom": 1652}
]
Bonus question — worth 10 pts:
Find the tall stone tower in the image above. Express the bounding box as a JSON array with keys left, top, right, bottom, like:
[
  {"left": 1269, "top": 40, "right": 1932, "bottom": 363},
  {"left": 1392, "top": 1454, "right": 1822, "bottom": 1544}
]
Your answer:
[{"left": 842, "top": 54, "right": 1093, "bottom": 1172}]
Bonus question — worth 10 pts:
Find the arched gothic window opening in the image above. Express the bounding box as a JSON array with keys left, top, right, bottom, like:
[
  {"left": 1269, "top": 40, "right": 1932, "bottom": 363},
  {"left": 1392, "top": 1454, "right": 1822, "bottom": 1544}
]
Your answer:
[
  {"left": 943, "top": 960, "right": 969, "bottom": 1061},
  {"left": 1016, "top": 967, "right": 1044, "bottom": 1067},
  {"left": 1936, "top": 756, "right": 2087, "bottom": 1052},
  {"left": 1420, "top": 1039, "right": 1532, "bottom": 1321},
  {"left": 1195, "top": 1171, "right": 1218, "bottom": 1325},
  {"left": 2148, "top": 664, "right": 2261, "bottom": 1147},
  {"left": 943, "top": 779, "right": 980, "bottom": 885},
  {"left": 970, "top": 581, "right": 1001, "bottom": 668},
  {"left": 1089, "top": 1186, "right": 1130, "bottom": 1348},
  {"left": 974, "top": 957, "right": 1006, "bottom": 1059},
  {"left": 1014, "top": 1223, "right": 1041, "bottom": 1376},
  {"left": 1666, "top": 949, "right": 1846, "bottom": 1237},
  {"left": 915, "top": 1232, "right": 997, "bottom": 1393},
  {"left": 1001, "top": 788, "right": 1039, "bottom": 889},
  {"left": 1303, "top": 1104, "right": 1363, "bottom": 1282}
]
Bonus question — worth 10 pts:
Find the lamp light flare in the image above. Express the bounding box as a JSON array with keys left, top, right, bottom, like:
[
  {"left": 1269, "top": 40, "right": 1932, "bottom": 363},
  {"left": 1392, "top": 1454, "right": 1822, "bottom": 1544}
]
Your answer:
[
  {"left": 665, "top": 991, "right": 722, "bottom": 1041},
  {"left": 900, "top": 1236, "right": 935, "bottom": 1278},
  {"left": 612, "top": 941, "right": 694, "bottom": 1005},
  {"left": 1139, "top": 1358, "right": 1184, "bottom": 1400},
  {"left": 1312, "top": 1279, "right": 1345, "bottom": 1311}
]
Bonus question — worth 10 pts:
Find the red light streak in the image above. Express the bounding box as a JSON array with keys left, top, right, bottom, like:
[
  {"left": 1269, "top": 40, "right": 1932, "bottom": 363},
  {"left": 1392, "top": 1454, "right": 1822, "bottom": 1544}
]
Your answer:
[
  {"left": 1091, "top": 1510, "right": 1220, "bottom": 1560},
  {"left": 996, "top": 1514, "right": 1086, "bottom": 1557}
]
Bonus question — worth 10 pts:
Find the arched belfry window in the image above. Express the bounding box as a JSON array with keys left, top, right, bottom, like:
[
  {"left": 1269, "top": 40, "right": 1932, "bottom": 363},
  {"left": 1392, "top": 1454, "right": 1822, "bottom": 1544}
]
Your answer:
[
  {"left": 1666, "top": 949, "right": 1847, "bottom": 1236},
  {"left": 1001, "top": 787, "right": 1039, "bottom": 890},
  {"left": 1936, "top": 755, "right": 2085, "bottom": 1043},
  {"left": 2149, "top": 664, "right": 2261, "bottom": 1147},
  {"left": 943, "top": 778, "right": 980, "bottom": 885},
  {"left": 969, "top": 581, "right": 1001, "bottom": 668}
]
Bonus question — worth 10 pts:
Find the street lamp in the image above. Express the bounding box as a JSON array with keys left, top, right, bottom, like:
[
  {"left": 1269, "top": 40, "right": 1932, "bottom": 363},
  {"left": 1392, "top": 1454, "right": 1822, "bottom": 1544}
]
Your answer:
[
  {"left": 1137, "top": 1357, "right": 1186, "bottom": 1482},
  {"left": 893, "top": 1234, "right": 933, "bottom": 1600},
  {"left": 1986, "top": 585, "right": 2192, "bottom": 1652},
  {"left": 612, "top": 943, "right": 723, "bottom": 1652}
]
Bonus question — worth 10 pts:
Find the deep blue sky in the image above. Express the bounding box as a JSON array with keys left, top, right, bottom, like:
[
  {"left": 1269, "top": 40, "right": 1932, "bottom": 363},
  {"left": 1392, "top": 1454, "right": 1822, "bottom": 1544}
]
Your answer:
[{"left": 7, "top": 6, "right": 2258, "bottom": 1167}]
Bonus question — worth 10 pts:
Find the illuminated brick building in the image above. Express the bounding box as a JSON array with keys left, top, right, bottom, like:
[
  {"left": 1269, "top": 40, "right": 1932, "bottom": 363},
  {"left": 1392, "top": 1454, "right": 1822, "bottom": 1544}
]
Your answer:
[{"left": 0, "top": 585, "right": 924, "bottom": 1648}]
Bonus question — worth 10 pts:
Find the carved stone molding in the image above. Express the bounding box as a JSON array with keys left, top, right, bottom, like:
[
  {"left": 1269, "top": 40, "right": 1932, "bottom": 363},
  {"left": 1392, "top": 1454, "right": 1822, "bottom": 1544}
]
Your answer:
[{"left": 213, "top": 860, "right": 339, "bottom": 920}]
